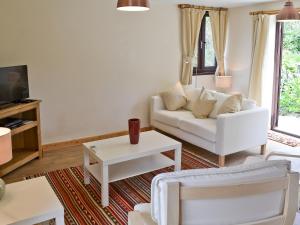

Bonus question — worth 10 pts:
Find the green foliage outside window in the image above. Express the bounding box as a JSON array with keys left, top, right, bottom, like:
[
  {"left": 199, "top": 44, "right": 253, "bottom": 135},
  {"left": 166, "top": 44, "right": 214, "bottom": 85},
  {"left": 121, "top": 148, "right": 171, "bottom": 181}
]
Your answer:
[{"left": 279, "top": 22, "right": 300, "bottom": 116}]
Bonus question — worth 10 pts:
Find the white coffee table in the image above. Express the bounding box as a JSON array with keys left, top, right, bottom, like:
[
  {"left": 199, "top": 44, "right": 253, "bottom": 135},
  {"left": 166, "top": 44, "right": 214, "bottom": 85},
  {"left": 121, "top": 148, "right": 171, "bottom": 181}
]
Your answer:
[
  {"left": 83, "top": 130, "right": 182, "bottom": 207},
  {"left": 0, "top": 176, "right": 64, "bottom": 225}
]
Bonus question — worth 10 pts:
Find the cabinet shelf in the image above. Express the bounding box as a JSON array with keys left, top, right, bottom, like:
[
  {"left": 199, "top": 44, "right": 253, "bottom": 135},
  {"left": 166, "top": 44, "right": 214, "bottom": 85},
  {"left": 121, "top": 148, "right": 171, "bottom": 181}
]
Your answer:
[
  {"left": 11, "top": 121, "right": 38, "bottom": 136},
  {"left": 0, "top": 149, "right": 39, "bottom": 177}
]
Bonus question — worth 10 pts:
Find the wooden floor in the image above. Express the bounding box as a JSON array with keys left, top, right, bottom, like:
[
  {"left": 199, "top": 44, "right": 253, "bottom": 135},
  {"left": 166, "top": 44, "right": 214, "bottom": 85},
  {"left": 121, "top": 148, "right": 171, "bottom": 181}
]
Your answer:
[
  {"left": 3, "top": 134, "right": 288, "bottom": 184},
  {"left": 3, "top": 145, "right": 84, "bottom": 183}
]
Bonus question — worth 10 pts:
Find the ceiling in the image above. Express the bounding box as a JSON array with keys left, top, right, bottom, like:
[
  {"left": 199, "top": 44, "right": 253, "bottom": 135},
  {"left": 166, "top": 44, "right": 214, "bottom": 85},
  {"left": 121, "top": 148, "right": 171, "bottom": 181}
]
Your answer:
[{"left": 152, "top": 0, "right": 282, "bottom": 8}]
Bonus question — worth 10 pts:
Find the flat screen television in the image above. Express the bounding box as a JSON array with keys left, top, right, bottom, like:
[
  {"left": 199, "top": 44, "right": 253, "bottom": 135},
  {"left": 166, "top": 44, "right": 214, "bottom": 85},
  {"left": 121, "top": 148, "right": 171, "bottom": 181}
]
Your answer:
[{"left": 0, "top": 65, "right": 29, "bottom": 105}]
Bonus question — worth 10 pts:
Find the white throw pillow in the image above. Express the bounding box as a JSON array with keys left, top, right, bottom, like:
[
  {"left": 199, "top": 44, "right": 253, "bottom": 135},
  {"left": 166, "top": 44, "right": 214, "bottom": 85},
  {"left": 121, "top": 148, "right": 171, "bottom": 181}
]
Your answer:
[
  {"left": 192, "top": 88, "right": 217, "bottom": 119},
  {"left": 209, "top": 92, "right": 231, "bottom": 118},
  {"left": 242, "top": 99, "right": 256, "bottom": 110},
  {"left": 183, "top": 85, "right": 203, "bottom": 111},
  {"left": 160, "top": 82, "right": 187, "bottom": 111}
]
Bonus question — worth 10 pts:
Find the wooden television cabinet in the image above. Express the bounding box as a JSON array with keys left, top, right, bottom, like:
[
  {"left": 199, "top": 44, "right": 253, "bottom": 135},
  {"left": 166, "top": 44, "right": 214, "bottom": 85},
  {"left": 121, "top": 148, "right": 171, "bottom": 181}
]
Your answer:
[{"left": 0, "top": 100, "right": 42, "bottom": 177}]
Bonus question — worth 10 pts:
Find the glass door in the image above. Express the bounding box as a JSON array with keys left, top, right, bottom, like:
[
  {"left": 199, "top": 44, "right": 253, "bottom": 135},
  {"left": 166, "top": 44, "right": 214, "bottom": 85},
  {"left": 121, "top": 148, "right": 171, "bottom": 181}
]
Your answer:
[{"left": 271, "top": 21, "right": 300, "bottom": 138}]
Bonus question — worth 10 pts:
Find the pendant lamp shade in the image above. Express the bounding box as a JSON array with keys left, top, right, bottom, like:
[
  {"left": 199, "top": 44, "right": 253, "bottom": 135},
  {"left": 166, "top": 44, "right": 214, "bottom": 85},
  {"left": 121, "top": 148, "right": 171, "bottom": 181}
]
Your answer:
[
  {"left": 277, "top": 1, "right": 300, "bottom": 22},
  {"left": 117, "top": 0, "right": 150, "bottom": 11}
]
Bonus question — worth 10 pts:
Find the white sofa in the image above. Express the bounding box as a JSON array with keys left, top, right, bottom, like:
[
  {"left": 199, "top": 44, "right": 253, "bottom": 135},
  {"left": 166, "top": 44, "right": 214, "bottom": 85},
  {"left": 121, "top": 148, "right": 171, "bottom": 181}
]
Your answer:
[
  {"left": 128, "top": 160, "right": 299, "bottom": 225},
  {"left": 150, "top": 91, "right": 269, "bottom": 166}
]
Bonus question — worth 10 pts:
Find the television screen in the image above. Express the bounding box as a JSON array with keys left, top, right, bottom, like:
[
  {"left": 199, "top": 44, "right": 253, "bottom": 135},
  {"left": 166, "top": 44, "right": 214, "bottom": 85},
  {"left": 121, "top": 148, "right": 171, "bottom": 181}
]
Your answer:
[{"left": 0, "top": 65, "right": 29, "bottom": 105}]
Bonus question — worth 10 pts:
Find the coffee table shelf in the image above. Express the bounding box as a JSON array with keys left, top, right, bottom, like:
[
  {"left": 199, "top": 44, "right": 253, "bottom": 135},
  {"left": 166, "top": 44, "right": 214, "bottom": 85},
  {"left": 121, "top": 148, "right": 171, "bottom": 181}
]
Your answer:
[{"left": 87, "top": 154, "right": 174, "bottom": 183}]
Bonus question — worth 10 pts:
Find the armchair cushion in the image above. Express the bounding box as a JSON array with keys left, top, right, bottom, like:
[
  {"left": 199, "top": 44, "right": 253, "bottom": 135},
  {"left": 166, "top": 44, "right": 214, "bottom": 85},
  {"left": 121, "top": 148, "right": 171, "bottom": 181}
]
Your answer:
[
  {"left": 134, "top": 203, "right": 151, "bottom": 214},
  {"left": 151, "top": 160, "right": 291, "bottom": 225}
]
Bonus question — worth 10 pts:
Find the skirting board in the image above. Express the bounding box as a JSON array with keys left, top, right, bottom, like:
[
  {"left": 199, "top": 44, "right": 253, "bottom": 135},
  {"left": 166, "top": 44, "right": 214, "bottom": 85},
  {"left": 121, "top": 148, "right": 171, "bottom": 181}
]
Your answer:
[{"left": 43, "top": 127, "right": 153, "bottom": 152}]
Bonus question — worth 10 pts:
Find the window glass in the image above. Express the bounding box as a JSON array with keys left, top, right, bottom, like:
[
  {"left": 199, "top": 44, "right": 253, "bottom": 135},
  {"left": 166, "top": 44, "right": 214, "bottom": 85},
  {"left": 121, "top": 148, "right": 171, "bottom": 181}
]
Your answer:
[{"left": 204, "top": 17, "right": 215, "bottom": 67}]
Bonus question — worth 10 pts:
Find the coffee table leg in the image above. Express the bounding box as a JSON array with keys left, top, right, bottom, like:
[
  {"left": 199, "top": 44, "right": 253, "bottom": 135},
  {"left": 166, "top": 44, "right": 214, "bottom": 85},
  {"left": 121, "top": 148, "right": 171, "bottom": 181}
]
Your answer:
[
  {"left": 83, "top": 148, "right": 90, "bottom": 185},
  {"left": 55, "top": 214, "right": 65, "bottom": 225},
  {"left": 174, "top": 144, "right": 182, "bottom": 171},
  {"left": 101, "top": 165, "right": 109, "bottom": 207}
]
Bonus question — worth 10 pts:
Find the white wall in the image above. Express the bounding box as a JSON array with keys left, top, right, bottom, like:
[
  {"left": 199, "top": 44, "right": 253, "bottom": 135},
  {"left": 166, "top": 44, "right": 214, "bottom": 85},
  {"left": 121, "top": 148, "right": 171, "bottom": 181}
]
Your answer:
[
  {"left": 226, "top": 0, "right": 300, "bottom": 95},
  {"left": 2, "top": 0, "right": 299, "bottom": 144},
  {"left": 0, "top": 0, "right": 181, "bottom": 144}
]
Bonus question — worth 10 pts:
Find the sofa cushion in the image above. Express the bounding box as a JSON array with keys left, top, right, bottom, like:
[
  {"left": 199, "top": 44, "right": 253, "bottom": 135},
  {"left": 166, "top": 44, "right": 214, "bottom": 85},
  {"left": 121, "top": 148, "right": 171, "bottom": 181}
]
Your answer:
[
  {"left": 179, "top": 118, "right": 216, "bottom": 142},
  {"left": 153, "top": 110, "right": 195, "bottom": 128},
  {"left": 242, "top": 98, "right": 256, "bottom": 110},
  {"left": 218, "top": 94, "right": 243, "bottom": 115},
  {"left": 183, "top": 85, "right": 203, "bottom": 111},
  {"left": 160, "top": 82, "right": 187, "bottom": 111},
  {"left": 192, "top": 89, "right": 217, "bottom": 119},
  {"left": 209, "top": 92, "right": 256, "bottom": 118},
  {"left": 209, "top": 91, "right": 230, "bottom": 118},
  {"left": 151, "top": 160, "right": 291, "bottom": 225}
]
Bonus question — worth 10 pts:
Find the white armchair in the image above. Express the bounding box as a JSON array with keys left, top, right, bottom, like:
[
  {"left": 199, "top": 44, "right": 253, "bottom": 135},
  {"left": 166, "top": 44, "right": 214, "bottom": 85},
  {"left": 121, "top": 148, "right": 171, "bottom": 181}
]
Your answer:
[{"left": 128, "top": 160, "right": 299, "bottom": 225}]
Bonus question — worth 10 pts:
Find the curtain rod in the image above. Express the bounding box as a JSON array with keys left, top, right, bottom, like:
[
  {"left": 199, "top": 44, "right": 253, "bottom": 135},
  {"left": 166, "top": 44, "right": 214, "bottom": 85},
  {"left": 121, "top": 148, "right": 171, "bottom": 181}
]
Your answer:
[
  {"left": 178, "top": 4, "right": 228, "bottom": 11},
  {"left": 250, "top": 8, "right": 300, "bottom": 15}
]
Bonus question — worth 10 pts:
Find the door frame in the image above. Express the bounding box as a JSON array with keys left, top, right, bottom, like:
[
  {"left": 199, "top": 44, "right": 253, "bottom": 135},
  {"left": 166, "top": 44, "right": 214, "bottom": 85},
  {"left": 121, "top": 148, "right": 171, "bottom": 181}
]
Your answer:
[
  {"left": 271, "top": 22, "right": 283, "bottom": 130},
  {"left": 271, "top": 22, "right": 300, "bottom": 138}
]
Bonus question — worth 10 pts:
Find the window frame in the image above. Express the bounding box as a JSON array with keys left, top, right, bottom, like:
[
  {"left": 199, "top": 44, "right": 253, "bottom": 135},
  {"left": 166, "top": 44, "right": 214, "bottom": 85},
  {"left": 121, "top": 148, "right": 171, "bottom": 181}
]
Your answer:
[{"left": 193, "top": 12, "right": 217, "bottom": 76}]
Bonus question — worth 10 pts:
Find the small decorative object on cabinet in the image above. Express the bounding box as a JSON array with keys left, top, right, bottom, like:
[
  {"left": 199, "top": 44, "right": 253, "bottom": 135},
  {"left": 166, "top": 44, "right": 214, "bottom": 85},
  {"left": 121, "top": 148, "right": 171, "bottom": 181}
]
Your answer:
[
  {"left": 0, "top": 127, "right": 12, "bottom": 200},
  {"left": 0, "top": 100, "right": 42, "bottom": 177},
  {"left": 128, "top": 118, "right": 140, "bottom": 144}
]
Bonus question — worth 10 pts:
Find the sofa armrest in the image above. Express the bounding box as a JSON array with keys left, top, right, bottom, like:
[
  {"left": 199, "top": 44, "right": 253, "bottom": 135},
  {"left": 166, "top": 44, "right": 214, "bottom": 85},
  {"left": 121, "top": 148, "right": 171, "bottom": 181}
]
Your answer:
[
  {"left": 128, "top": 211, "right": 157, "bottom": 225},
  {"left": 216, "top": 108, "right": 269, "bottom": 155},
  {"left": 150, "top": 96, "right": 165, "bottom": 124},
  {"left": 151, "top": 95, "right": 165, "bottom": 111}
]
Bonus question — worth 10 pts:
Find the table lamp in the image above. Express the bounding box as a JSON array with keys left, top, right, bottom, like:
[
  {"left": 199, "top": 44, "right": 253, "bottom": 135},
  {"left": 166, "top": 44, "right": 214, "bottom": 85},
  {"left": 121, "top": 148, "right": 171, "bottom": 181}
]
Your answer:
[
  {"left": 0, "top": 127, "right": 12, "bottom": 200},
  {"left": 215, "top": 75, "right": 232, "bottom": 93}
]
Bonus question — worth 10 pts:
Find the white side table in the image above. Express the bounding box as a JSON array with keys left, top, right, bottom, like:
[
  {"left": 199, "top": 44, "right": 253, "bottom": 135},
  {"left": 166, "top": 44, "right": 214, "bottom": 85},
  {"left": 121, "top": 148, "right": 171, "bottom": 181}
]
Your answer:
[{"left": 0, "top": 176, "right": 64, "bottom": 225}]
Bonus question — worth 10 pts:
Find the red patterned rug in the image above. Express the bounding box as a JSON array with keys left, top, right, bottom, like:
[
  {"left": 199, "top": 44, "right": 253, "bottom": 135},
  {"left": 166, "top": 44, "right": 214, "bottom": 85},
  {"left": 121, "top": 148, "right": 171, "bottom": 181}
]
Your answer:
[{"left": 27, "top": 149, "right": 217, "bottom": 225}]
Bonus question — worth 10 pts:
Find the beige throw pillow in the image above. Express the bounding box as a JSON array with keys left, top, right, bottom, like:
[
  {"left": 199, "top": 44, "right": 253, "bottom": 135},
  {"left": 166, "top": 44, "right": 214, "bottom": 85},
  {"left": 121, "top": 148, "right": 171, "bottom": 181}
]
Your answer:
[
  {"left": 161, "top": 82, "right": 187, "bottom": 111},
  {"left": 208, "top": 92, "right": 230, "bottom": 119},
  {"left": 183, "top": 85, "right": 203, "bottom": 111},
  {"left": 192, "top": 88, "right": 217, "bottom": 119},
  {"left": 218, "top": 94, "right": 243, "bottom": 115}
]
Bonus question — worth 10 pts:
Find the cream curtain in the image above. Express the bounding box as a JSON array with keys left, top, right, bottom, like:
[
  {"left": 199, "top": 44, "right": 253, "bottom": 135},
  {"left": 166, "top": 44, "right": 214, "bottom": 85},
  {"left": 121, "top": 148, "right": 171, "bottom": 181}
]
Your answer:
[
  {"left": 180, "top": 8, "right": 205, "bottom": 85},
  {"left": 248, "top": 15, "right": 271, "bottom": 106},
  {"left": 209, "top": 10, "right": 228, "bottom": 76}
]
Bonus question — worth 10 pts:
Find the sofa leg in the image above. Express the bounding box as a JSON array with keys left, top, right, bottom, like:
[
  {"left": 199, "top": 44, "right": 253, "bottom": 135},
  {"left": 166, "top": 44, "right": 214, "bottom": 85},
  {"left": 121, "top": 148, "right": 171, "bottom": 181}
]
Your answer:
[
  {"left": 218, "top": 156, "right": 225, "bottom": 167},
  {"left": 261, "top": 144, "right": 267, "bottom": 155}
]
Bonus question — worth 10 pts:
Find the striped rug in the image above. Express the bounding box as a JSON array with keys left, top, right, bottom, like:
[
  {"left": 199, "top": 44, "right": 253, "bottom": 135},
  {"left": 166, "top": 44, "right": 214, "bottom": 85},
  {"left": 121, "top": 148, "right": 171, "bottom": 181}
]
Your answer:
[{"left": 28, "top": 149, "right": 217, "bottom": 225}]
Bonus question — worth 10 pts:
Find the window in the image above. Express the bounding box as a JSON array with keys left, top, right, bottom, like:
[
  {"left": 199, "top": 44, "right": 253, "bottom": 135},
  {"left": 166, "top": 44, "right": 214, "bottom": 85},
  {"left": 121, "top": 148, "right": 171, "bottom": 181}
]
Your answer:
[{"left": 193, "top": 12, "right": 217, "bottom": 75}]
